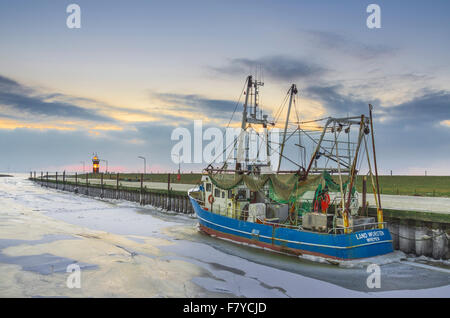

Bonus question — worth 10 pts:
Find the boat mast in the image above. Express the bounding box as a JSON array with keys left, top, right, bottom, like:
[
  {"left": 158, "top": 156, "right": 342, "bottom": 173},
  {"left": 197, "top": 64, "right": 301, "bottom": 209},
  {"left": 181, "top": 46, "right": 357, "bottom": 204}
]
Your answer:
[
  {"left": 236, "top": 76, "right": 252, "bottom": 172},
  {"left": 277, "top": 84, "right": 297, "bottom": 172},
  {"left": 241, "top": 76, "right": 251, "bottom": 131}
]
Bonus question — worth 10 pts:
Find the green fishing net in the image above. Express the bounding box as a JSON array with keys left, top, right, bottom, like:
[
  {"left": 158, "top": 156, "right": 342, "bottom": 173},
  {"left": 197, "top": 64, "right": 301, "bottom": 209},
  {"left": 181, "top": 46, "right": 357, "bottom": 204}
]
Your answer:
[{"left": 207, "top": 170, "right": 355, "bottom": 216}]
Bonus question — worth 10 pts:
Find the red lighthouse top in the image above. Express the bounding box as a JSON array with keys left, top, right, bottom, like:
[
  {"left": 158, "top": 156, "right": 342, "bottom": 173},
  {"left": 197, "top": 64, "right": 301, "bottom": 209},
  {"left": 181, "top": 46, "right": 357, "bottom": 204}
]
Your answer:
[{"left": 92, "top": 155, "right": 100, "bottom": 173}]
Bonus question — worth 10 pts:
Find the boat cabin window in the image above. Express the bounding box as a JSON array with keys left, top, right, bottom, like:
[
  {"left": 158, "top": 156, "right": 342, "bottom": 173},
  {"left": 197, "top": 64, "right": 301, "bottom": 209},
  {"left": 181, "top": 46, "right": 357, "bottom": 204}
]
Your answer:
[
  {"left": 214, "top": 189, "right": 221, "bottom": 197},
  {"left": 236, "top": 189, "right": 246, "bottom": 200},
  {"left": 205, "top": 183, "right": 211, "bottom": 192},
  {"left": 228, "top": 190, "right": 232, "bottom": 199}
]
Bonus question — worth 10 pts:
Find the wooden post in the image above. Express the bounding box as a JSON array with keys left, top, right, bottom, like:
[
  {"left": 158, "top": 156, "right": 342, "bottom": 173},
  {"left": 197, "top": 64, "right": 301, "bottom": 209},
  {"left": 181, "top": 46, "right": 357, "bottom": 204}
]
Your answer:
[
  {"left": 75, "top": 172, "right": 78, "bottom": 186},
  {"left": 369, "top": 104, "right": 383, "bottom": 229},
  {"left": 55, "top": 172, "right": 58, "bottom": 189},
  {"left": 46, "top": 172, "right": 48, "bottom": 187},
  {"left": 362, "top": 176, "right": 367, "bottom": 216},
  {"left": 63, "top": 171, "right": 66, "bottom": 190},
  {"left": 41, "top": 171, "right": 43, "bottom": 185},
  {"left": 167, "top": 173, "right": 171, "bottom": 210},
  {"left": 86, "top": 172, "right": 89, "bottom": 195},
  {"left": 140, "top": 173, "right": 144, "bottom": 205},
  {"left": 116, "top": 173, "right": 119, "bottom": 199},
  {"left": 101, "top": 172, "right": 104, "bottom": 198}
]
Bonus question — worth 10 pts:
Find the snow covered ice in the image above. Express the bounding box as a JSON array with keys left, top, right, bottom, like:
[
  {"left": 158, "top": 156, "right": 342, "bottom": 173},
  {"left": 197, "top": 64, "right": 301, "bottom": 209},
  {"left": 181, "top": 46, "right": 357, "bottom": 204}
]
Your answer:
[{"left": 0, "top": 175, "right": 448, "bottom": 297}]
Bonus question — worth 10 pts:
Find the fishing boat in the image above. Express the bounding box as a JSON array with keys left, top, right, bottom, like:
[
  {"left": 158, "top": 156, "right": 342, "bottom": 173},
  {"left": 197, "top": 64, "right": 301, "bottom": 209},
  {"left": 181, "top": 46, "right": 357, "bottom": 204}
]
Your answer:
[{"left": 188, "top": 75, "right": 393, "bottom": 260}]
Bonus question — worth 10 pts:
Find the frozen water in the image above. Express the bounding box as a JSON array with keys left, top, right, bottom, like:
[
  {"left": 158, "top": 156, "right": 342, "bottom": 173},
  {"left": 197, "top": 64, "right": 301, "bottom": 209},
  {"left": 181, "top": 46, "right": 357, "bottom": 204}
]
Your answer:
[{"left": 0, "top": 174, "right": 448, "bottom": 297}]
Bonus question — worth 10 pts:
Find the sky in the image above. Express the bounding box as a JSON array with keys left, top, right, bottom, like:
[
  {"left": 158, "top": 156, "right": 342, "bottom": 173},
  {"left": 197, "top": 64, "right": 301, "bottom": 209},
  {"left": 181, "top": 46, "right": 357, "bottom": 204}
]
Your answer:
[{"left": 0, "top": 0, "right": 449, "bottom": 174}]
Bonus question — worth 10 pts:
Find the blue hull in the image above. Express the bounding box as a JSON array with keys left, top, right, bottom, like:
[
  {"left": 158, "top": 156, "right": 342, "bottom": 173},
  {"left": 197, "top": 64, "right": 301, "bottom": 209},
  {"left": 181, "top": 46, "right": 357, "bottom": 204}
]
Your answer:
[{"left": 190, "top": 197, "right": 393, "bottom": 260}]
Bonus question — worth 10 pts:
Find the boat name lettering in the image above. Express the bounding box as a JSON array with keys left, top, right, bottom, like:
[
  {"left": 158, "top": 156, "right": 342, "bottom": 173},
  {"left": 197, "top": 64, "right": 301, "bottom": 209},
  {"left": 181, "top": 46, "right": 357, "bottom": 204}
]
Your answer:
[{"left": 355, "top": 230, "right": 384, "bottom": 241}]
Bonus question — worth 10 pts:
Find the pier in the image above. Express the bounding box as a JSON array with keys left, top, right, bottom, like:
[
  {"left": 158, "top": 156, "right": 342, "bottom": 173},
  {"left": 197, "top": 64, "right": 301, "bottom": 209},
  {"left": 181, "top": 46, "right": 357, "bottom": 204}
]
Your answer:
[
  {"left": 29, "top": 171, "right": 449, "bottom": 260},
  {"left": 29, "top": 172, "right": 194, "bottom": 215}
]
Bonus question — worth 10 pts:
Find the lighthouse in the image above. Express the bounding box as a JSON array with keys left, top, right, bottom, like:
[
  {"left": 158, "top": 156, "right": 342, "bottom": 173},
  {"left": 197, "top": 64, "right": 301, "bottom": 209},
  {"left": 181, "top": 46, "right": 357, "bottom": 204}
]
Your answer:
[{"left": 92, "top": 154, "right": 100, "bottom": 173}]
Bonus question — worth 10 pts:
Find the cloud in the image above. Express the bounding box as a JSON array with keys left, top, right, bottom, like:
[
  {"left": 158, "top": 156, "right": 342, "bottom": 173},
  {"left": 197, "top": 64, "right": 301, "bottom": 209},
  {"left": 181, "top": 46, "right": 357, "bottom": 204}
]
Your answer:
[
  {"left": 1, "top": 91, "right": 115, "bottom": 123},
  {"left": 302, "top": 30, "right": 396, "bottom": 60},
  {"left": 212, "top": 55, "right": 327, "bottom": 81},
  {"left": 305, "top": 84, "right": 379, "bottom": 116},
  {"left": 153, "top": 92, "right": 238, "bottom": 120},
  {"left": 305, "top": 83, "right": 450, "bottom": 127},
  {"left": 302, "top": 83, "right": 450, "bottom": 173},
  {"left": 381, "top": 90, "right": 450, "bottom": 126},
  {"left": 0, "top": 74, "right": 115, "bottom": 123},
  {"left": 0, "top": 75, "right": 21, "bottom": 88},
  {"left": 0, "top": 121, "right": 204, "bottom": 172}
]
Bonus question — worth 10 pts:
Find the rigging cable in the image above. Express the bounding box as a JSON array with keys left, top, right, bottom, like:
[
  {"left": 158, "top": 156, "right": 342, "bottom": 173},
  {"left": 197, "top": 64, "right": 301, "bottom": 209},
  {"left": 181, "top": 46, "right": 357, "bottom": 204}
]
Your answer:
[{"left": 226, "top": 77, "right": 248, "bottom": 129}]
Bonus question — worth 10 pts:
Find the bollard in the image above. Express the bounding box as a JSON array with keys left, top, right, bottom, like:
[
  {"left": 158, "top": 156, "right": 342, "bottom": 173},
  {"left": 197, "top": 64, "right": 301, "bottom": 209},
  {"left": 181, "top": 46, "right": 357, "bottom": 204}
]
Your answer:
[
  {"left": 415, "top": 221, "right": 432, "bottom": 257},
  {"left": 387, "top": 220, "right": 399, "bottom": 250},
  {"left": 55, "top": 172, "right": 58, "bottom": 189},
  {"left": 432, "top": 223, "right": 447, "bottom": 259},
  {"left": 399, "top": 219, "right": 414, "bottom": 254},
  {"left": 86, "top": 173, "right": 89, "bottom": 195},
  {"left": 46, "top": 172, "right": 49, "bottom": 187},
  {"left": 447, "top": 230, "right": 450, "bottom": 260},
  {"left": 62, "top": 171, "right": 66, "bottom": 191}
]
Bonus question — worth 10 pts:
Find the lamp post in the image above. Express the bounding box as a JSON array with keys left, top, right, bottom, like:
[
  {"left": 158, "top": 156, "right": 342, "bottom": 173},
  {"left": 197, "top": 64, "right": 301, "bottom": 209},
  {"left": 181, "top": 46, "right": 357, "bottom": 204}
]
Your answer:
[{"left": 138, "top": 156, "right": 146, "bottom": 174}]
